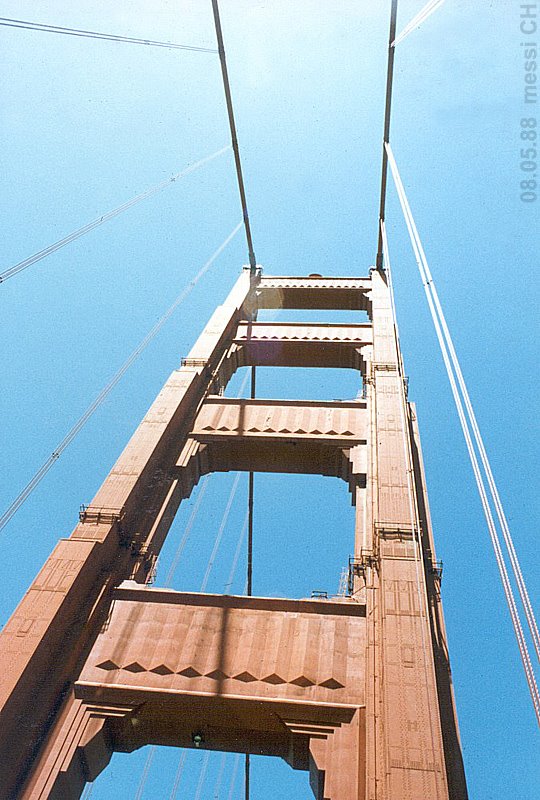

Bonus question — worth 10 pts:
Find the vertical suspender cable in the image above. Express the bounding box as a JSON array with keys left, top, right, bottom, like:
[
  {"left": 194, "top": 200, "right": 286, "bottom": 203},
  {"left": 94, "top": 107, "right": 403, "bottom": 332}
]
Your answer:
[
  {"left": 211, "top": 0, "right": 257, "bottom": 272},
  {"left": 375, "top": 0, "right": 399, "bottom": 268}
]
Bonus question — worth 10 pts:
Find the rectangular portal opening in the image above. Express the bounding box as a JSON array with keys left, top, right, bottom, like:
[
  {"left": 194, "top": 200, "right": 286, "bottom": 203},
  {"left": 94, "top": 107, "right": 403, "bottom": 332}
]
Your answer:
[
  {"left": 225, "top": 365, "right": 363, "bottom": 402},
  {"left": 85, "top": 744, "right": 316, "bottom": 799},
  {"left": 257, "top": 307, "right": 370, "bottom": 324},
  {"left": 158, "top": 471, "right": 355, "bottom": 601}
]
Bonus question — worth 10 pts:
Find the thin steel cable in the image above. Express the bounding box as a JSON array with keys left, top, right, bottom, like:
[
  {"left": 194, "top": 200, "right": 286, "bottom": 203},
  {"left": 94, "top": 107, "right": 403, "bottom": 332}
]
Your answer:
[
  {"left": 134, "top": 746, "right": 156, "bottom": 800},
  {"left": 0, "top": 147, "right": 230, "bottom": 283},
  {"left": 224, "top": 512, "right": 248, "bottom": 591},
  {"left": 211, "top": 0, "right": 257, "bottom": 272},
  {"left": 386, "top": 143, "right": 540, "bottom": 723},
  {"left": 386, "top": 142, "right": 540, "bottom": 670},
  {"left": 135, "top": 369, "right": 252, "bottom": 797},
  {"left": 245, "top": 753, "right": 250, "bottom": 800},
  {"left": 0, "top": 223, "right": 242, "bottom": 535},
  {"left": 226, "top": 754, "right": 241, "bottom": 800},
  {"left": 136, "top": 470, "right": 243, "bottom": 797},
  {"left": 81, "top": 783, "right": 94, "bottom": 799},
  {"left": 0, "top": 17, "right": 217, "bottom": 52},
  {"left": 164, "top": 477, "right": 211, "bottom": 587},
  {"left": 421, "top": 266, "right": 540, "bottom": 664},
  {"left": 201, "top": 472, "right": 242, "bottom": 591},
  {"left": 387, "top": 144, "right": 533, "bottom": 644},
  {"left": 417, "top": 238, "right": 540, "bottom": 661},
  {"left": 168, "top": 750, "right": 187, "bottom": 800},
  {"left": 194, "top": 752, "right": 211, "bottom": 800},
  {"left": 163, "top": 367, "right": 250, "bottom": 588},
  {"left": 392, "top": 0, "right": 445, "bottom": 47},
  {"left": 213, "top": 752, "right": 228, "bottom": 799}
]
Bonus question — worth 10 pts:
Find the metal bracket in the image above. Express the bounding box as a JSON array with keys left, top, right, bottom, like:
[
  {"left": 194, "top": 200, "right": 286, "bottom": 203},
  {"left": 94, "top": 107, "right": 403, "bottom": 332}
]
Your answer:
[
  {"left": 181, "top": 358, "right": 208, "bottom": 368},
  {"left": 375, "top": 523, "right": 415, "bottom": 541},
  {"left": 79, "top": 505, "right": 124, "bottom": 526},
  {"left": 348, "top": 551, "right": 379, "bottom": 593},
  {"left": 430, "top": 560, "right": 443, "bottom": 583}
]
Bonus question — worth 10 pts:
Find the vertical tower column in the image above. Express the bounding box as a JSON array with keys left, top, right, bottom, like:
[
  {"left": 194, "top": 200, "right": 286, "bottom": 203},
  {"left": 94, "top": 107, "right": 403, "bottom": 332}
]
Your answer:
[
  {"left": 364, "top": 269, "right": 449, "bottom": 798},
  {"left": 0, "top": 269, "right": 258, "bottom": 799}
]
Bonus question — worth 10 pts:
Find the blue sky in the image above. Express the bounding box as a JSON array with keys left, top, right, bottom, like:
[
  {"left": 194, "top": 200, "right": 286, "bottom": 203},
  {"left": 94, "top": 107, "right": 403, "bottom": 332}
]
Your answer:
[{"left": 1, "top": 1, "right": 539, "bottom": 798}]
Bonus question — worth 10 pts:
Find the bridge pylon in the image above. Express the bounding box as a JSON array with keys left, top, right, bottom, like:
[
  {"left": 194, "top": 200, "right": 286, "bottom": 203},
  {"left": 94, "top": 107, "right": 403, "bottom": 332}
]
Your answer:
[{"left": 0, "top": 268, "right": 467, "bottom": 799}]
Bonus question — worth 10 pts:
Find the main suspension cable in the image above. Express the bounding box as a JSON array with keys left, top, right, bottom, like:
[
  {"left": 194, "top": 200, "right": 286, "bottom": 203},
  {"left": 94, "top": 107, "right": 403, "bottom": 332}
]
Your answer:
[
  {"left": 386, "top": 143, "right": 540, "bottom": 724},
  {"left": 211, "top": 0, "right": 257, "bottom": 272},
  {"left": 0, "top": 16, "right": 217, "bottom": 53},
  {"left": 386, "top": 142, "right": 540, "bottom": 666},
  {"left": 392, "top": 0, "right": 445, "bottom": 48},
  {"left": 0, "top": 223, "right": 242, "bottom": 535},
  {"left": 0, "top": 147, "right": 230, "bottom": 283},
  {"left": 375, "top": 0, "right": 399, "bottom": 268}
]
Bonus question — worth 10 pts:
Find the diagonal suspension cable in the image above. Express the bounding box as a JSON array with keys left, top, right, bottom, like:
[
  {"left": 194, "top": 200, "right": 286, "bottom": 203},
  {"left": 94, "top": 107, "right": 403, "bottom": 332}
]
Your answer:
[
  {"left": 385, "top": 142, "right": 540, "bottom": 666},
  {"left": 211, "top": 0, "right": 257, "bottom": 272},
  {"left": 0, "top": 146, "right": 230, "bottom": 283},
  {"left": 0, "top": 223, "right": 242, "bottom": 535},
  {"left": 0, "top": 16, "right": 217, "bottom": 53},
  {"left": 387, "top": 143, "right": 540, "bottom": 670},
  {"left": 392, "top": 0, "right": 446, "bottom": 48},
  {"left": 385, "top": 142, "right": 540, "bottom": 724}
]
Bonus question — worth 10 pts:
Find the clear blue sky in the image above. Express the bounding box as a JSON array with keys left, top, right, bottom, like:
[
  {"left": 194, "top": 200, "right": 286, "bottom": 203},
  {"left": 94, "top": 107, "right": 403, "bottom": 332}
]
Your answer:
[{"left": 1, "top": 1, "right": 539, "bottom": 798}]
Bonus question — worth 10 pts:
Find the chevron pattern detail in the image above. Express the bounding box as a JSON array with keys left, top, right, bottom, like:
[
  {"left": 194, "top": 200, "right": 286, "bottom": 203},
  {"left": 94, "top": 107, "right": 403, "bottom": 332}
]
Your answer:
[{"left": 95, "top": 659, "right": 345, "bottom": 689}]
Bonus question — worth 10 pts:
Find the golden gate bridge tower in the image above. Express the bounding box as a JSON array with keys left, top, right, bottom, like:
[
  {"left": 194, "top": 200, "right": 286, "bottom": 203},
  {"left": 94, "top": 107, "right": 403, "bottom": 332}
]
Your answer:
[
  {"left": 4, "top": 1, "right": 537, "bottom": 798},
  {"left": 0, "top": 266, "right": 468, "bottom": 799}
]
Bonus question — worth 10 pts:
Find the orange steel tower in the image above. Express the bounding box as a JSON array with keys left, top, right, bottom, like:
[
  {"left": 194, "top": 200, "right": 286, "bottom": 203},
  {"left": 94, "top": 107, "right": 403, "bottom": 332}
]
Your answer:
[{"left": 0, "top": 267, "right": 467, "bottom": 799}]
